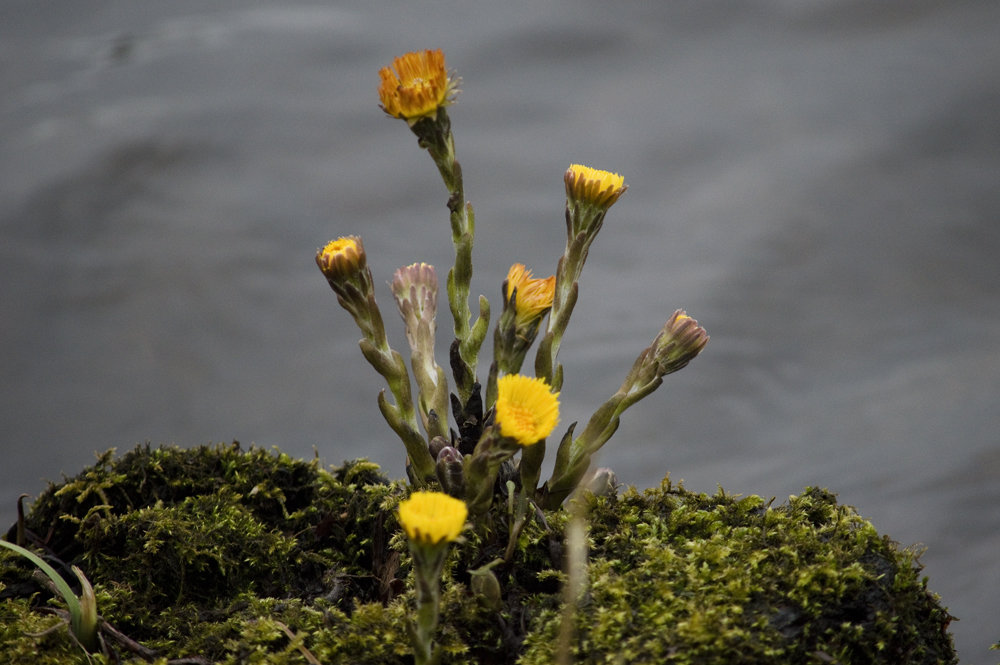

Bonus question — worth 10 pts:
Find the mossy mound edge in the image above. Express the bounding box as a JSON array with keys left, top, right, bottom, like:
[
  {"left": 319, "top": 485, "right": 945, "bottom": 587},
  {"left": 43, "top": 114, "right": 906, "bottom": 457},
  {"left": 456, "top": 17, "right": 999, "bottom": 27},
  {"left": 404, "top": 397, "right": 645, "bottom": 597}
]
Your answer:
[{"left": 1, "top": 443, "right": 956, "bottom": 664}]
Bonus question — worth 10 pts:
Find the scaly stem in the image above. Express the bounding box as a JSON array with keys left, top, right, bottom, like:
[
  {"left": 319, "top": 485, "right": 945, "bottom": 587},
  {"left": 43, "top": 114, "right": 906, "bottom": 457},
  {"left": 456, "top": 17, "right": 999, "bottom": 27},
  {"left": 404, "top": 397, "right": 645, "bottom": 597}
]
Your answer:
[
  {"left": 409, "top": 111, "right": 488, "bottom": 404},
  {"left": 409, "top": 543, "right": 448, "bottom": 665},
  {"left": 535, "top": 205, "right": 603, "bottom": 390}
]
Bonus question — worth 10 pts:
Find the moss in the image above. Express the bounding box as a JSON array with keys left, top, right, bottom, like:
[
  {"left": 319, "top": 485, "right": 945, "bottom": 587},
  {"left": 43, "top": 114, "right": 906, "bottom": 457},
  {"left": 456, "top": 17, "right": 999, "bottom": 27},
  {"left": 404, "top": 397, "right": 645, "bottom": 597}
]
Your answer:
[
  {"left": 520, "top": 483, "right": 955, "bottom": 665},
  {"left": 1, "top": 444, "right": 956, "bottom": 664}
]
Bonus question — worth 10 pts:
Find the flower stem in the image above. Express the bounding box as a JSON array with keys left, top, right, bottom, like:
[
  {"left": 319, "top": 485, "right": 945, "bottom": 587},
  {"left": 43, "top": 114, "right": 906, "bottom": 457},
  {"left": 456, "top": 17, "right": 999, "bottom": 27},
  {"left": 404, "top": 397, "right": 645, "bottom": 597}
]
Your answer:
[
  {"left": 409, "top": 544, "right": 448, "bottom": 665},
  {"left": 360, "top": 337, "right": 436, "bottom": 484},
  {"left": 410, "top": 111, "right": 488, "bottom": 404},
  {"left": 535, "top": 209, "right": 601, "bottom": 390}
]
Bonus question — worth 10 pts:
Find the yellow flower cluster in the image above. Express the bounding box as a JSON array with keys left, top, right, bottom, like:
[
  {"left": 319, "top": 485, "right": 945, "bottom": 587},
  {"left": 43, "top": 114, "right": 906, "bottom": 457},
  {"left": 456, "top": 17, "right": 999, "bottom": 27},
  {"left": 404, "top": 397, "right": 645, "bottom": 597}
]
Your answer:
[
  {"left": 565, "top": 164, "right": 627, "bottom": 209},
  {"left": 378, "top": 49, "right": 457, "bottom": 121},
  {"left": 398, "top": 491, "right": 468, "bottom": 546},
  {"left": 505, "top": 264, "right": 556, "bottom": 327},
  {"left": 495, "top": 374, "right": 560, "bottom": 445}
]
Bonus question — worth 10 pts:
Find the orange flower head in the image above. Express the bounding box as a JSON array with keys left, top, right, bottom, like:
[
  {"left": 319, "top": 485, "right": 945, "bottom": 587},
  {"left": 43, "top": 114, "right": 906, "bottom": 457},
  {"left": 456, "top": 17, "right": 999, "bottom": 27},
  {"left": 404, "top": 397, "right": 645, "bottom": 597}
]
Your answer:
[
  {"left": 316, "top": 236, "right": 366, "bottom": 282},
  {"left": 378, "top": 49, "right": 458, "bottom": 121},
  {"left": 504, "top": 263, "right": 555, "bottom": 327}
]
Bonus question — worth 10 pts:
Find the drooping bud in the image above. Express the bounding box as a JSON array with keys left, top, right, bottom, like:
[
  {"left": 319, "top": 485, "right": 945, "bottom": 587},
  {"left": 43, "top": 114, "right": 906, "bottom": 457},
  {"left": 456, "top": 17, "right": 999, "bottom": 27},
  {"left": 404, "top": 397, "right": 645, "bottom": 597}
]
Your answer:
[{"left": 316, "top": 235, "right": 390, "bottom": 349}]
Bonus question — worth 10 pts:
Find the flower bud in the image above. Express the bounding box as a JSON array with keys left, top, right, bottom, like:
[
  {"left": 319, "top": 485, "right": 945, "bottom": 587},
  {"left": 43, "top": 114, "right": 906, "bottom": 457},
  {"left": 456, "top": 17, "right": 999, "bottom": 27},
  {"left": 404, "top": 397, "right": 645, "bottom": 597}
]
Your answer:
[
  {"left": 391, "top": 262, "right": 439, "bottom": 354},
  {"left": 470, "top": 567, "right": 502, "bottom": 610},
  {"left": 316, "top": 235, "right": 388, "bottom": 345},
  {"left": 316, "top": 236, "right": 366, "bottom": 288},
  {"left": 435, "top": 446, "right": 466, "bottom": 498},
  {"left": 653, "top": 309, "right": 709, "bottom": 376},
  {"left": 429, "top": 435, "right": 450, "bottom": 460}
]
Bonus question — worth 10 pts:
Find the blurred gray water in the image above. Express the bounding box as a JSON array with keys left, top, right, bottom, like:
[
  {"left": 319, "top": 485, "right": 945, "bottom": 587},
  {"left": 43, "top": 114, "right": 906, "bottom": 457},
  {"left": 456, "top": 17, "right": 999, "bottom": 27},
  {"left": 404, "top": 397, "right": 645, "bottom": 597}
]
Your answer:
[{"left": 2, "top": 1, "right": 998, "bottom": 660}]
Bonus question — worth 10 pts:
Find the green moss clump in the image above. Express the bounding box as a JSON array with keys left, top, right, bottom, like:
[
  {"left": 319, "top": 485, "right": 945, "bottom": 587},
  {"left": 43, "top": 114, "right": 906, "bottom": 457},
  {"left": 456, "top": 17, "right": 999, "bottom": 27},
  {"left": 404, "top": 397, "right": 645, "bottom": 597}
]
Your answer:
[
  {"left": 1, "top": 444, "right": 405, "bottom": 662},
  {"left": 519, "top": 483, "right": 955, "bottom": 665},
  {"left": 1, "top": 444, "right": 955, "bottom": 664}
]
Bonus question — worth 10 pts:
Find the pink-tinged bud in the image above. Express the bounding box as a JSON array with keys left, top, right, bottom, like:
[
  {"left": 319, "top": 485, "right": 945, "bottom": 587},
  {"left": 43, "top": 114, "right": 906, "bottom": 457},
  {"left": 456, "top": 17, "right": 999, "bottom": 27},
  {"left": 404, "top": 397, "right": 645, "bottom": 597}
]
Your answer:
[
  {"left": 654, "top": 309, "right": 709, "bottom": 376},
  {"left": 391, "top": 263, "right": 439, "bottom": 349}
]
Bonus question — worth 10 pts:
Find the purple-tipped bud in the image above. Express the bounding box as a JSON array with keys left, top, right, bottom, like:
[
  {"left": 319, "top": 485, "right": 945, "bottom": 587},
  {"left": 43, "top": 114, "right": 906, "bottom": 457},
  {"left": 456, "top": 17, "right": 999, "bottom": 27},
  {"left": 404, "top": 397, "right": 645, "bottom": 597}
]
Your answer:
[
  {"left": 436, "top": 446, "right": 466, "bottom": 498},
  {"left": 429, "top": 435, "right": 450, "bottom": 460},
  {"left": 653, "top": 310, "right": 709, "bottom": 376}
]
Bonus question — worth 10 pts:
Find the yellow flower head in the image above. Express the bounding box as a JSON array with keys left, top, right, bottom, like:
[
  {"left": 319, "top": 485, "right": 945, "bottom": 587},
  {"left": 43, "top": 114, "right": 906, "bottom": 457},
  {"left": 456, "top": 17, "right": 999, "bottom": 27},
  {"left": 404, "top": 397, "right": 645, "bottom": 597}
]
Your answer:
[
  {"left": 495, "top": 374, "right": 560, "bottom": 445},
  {"left": 316, "top": 236, "right": 366, "bottom": 282},
  {"left": 504, "top": 263, "right": 556, "bottom": 327},
  {"left": 378, "top": 49, "right": 458, "bottom": 122},
  {"left": 565, "top": 164, "right": 628, "bottom": 210},
  {"left": 398, "top": 491, "right": 468, "bottom": 546}
]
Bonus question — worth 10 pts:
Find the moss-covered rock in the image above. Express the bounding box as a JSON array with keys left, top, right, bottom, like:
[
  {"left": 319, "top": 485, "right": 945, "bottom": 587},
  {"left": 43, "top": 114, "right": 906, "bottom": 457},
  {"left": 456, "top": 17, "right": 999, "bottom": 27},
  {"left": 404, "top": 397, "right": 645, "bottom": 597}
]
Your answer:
[{"left": 1, "top": 444, "right": 956, "bottom": 664}]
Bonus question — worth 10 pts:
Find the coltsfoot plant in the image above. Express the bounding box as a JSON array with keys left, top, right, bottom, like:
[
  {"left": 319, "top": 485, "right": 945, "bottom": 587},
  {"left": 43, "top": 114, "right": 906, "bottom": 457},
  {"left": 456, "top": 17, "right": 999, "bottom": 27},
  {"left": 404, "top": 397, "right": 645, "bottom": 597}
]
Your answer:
[
  {"left": 1, "top": 49, "right": 957, "bottom": 664},
  {"left": 318, "top": 48, "right": 711, "bottom": 661}
]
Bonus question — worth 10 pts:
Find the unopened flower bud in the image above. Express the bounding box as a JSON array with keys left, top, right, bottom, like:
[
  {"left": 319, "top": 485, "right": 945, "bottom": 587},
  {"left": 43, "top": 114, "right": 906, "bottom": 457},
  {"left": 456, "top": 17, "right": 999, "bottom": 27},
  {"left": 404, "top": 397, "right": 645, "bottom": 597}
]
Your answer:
[
  {"left": 429, "top": 435, "right": 450, "bottom": 460},
  {"left": 435, "top": 446, "right": 466, "bottom": 498},
  {"left": 316, "top": 235, "right": 390, "bottom": 346},
  {"left": 654, "top": 309, "right": 709, "bottom": 376},
  {"left": 470, "top": 566, "right": 502, "bottom": 611},
  {"left": 316, "top": 236, "right": 366, "bottom": 290},
  {"left": 391, "top": 262, "right": 439, "bottom": 354}
]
